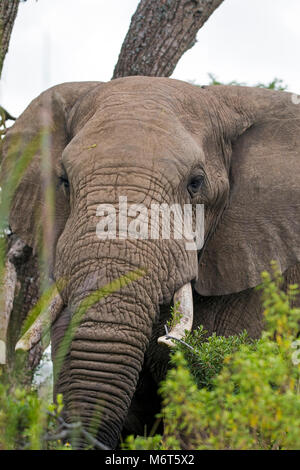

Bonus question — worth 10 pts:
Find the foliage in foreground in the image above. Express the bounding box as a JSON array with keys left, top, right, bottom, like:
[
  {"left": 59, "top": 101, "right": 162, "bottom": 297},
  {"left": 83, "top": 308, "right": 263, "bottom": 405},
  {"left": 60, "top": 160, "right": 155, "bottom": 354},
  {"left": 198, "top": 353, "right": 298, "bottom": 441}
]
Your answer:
[
  {"left": 125, "top": 263, "right": 300, "bottom": 450},
  {"left": 0, "top": 379, "right": 69, "bottom": 450},
  {"left": 1, "top": 266, "right": 299, "bottom": 450}
]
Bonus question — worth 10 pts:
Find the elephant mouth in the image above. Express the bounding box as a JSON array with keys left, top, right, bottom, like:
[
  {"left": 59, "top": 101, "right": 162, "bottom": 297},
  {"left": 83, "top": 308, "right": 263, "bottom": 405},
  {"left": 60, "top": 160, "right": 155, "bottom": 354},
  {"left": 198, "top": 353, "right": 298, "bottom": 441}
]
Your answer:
[{"left": 15, "top": 281, "right": 194, "bottom": 353}]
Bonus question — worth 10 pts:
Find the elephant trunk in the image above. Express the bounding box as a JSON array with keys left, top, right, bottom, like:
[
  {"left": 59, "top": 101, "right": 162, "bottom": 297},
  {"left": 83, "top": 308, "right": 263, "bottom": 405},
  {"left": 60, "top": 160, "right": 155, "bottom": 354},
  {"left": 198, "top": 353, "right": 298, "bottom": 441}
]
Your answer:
[
  {"left": 52, "top": 184, "right": 199, "bottom": 447},
  {"left": 52, "top": 270, "right": 158, "bottom": 449},
  {"left": 71, "top": 317, "right": 151, "bottom": 447}
]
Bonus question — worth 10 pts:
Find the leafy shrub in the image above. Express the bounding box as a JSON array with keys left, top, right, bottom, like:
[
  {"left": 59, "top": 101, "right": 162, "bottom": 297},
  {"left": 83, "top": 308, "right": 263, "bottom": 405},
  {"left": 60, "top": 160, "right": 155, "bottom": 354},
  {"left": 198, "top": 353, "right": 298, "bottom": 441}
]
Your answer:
[
  {"left": 174, "top": 327, "right": 253, "bottom": 390},
  {"left": 0, "top": 373, "right": 68, "bottom": 450},
  {"left": 125, "top": 263, "right": 300, "bottom": 450},
  {"left": 207, "top": 73, "right": 287, "bottom": 90}
]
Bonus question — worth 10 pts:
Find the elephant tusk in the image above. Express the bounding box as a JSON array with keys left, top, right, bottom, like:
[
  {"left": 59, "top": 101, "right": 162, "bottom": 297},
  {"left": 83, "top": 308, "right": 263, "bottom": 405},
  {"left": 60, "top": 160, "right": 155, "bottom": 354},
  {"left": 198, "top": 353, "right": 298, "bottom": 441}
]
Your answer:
[
  {"left": 157, "top": 282, "right": 193, "bottom": 348},
  {"left": 15, "top": 288, "right": 64, "bottom": 353},
  {"left": 0, "top": 258, "right": 17, "bottom": 364}
]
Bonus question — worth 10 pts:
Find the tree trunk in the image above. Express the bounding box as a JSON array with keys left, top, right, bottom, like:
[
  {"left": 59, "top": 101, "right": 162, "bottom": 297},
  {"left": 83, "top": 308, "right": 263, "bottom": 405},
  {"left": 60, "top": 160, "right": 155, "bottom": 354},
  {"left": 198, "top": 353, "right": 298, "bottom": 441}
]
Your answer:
[
  {"left": 113, "top": 0, "right": 224, "bottom": 79},
  {"left": 0, "top": 0, "right": 20, "bottom": 78}
]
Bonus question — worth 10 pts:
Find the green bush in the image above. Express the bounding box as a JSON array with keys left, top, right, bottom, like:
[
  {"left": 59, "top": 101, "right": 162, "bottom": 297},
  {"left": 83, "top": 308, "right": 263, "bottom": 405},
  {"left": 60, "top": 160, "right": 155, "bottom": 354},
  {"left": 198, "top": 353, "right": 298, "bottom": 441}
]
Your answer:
[
  {"left": 207, "top": 73, "right": 287, "bottom": 90},
  {"left": 125, "top": 263, "right": 300, "bottom": 450},
  {"left": 0, "top": 374, "right": 69, "bottom": 450}
]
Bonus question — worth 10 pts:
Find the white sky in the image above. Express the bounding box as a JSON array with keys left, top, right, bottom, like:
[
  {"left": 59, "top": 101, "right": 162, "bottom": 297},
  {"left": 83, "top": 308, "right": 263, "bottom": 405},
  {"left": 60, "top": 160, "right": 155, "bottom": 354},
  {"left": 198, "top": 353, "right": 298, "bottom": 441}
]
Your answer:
[{"left": 1, "top": 0, "right": 299, "bottom": 117}]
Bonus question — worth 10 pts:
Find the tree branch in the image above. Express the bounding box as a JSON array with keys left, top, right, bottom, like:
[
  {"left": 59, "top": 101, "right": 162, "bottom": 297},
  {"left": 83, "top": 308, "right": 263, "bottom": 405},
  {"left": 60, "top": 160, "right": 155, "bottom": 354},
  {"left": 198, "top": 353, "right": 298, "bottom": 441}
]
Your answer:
[
  {"left": 0, "top": 0, "right": 20, "bottom": 78},
  {"left": 113, "top": 0, "right": 224, "bottom": 79}
]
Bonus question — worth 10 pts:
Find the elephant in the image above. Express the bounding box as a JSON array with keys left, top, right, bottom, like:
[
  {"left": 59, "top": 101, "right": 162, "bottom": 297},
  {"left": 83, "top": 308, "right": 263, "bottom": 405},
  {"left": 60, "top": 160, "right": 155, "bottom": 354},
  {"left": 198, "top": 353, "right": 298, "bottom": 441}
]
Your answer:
[{"left": 1, "top": 76, "right": 300, "bottom": 449}]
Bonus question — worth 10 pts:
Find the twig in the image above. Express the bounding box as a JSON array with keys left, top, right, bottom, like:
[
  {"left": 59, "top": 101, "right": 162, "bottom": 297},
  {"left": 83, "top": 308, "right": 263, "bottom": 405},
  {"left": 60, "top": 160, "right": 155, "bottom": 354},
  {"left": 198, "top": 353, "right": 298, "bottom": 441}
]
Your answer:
[
  {"left": 163, "top": 324, "right": 196, "bottom": 351},
  {"left": 45, "top": 411, "right": 111, "bottom": 450}
]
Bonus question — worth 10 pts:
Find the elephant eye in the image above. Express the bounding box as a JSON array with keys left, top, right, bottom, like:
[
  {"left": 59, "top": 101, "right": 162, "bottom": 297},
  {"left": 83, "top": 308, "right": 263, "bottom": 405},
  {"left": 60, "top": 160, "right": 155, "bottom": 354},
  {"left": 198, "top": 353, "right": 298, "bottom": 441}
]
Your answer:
[
  {"left": 187, "top": 175, "right": 204, "bottom": 197},
  {"left": 58, "top": 175, "right": 70, "bottom": 190}
]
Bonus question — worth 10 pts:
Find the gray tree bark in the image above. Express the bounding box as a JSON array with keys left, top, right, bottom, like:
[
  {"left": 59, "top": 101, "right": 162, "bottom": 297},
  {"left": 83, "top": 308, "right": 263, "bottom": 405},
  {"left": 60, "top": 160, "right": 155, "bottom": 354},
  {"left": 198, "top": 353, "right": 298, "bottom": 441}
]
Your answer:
[
  {"left": 113, "top": 0, "right": 224, "bottom": 79},
  {"left": 0, "top": 0, "right": 20, "bottom": 78}
]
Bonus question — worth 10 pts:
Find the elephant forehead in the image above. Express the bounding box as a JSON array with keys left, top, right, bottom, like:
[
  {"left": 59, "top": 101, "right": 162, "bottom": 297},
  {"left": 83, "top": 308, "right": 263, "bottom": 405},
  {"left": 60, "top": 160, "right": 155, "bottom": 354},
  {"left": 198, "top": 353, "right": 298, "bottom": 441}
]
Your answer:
[
  {"left": 68, "top": 76, "right": 211, "bottom": 136},
  {"left": 63, "top": 112, "right": 205, "bottom": 179}
]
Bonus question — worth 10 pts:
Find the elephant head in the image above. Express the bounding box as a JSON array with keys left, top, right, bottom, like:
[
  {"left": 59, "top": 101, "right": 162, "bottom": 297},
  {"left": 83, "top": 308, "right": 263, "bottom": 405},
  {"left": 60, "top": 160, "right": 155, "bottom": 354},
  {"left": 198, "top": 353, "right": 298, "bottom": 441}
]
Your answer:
[{"left": 2, "top": 77, "right": 300, "bottom": 448}]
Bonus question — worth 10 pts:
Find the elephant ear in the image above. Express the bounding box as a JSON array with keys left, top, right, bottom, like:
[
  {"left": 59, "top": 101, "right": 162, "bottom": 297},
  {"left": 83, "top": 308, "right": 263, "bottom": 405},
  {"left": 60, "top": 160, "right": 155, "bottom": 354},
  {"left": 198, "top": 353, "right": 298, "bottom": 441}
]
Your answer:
[
  {"left": 2, "top": 81, "right": 100, "bottom": 254},
  {"left": 195, "top": 85, "right": 300, "bottom": 296}
]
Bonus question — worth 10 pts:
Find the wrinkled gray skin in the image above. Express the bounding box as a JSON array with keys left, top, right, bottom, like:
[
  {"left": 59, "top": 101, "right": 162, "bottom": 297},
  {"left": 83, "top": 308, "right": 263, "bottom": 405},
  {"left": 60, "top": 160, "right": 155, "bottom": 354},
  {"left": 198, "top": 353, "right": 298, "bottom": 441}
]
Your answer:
[{"left": 4, "top": 77, "right": 300, "bottom": 448}]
